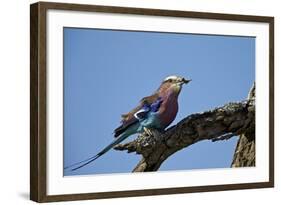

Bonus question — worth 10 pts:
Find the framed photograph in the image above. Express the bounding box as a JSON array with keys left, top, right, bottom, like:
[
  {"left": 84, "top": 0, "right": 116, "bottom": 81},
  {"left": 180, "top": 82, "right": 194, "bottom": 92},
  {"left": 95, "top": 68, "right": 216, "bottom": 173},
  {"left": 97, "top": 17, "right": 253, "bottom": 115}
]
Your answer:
[{"left": 30, "top": 1, "right": 274, "bottom": 202}]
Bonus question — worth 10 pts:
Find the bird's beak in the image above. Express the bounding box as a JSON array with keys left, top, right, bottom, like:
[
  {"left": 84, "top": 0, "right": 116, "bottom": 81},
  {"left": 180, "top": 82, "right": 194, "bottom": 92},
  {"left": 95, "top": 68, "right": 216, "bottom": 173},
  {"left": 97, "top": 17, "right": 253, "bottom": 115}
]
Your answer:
[{"left": 181, "top": 78, "right": 192, "bottom": 84}]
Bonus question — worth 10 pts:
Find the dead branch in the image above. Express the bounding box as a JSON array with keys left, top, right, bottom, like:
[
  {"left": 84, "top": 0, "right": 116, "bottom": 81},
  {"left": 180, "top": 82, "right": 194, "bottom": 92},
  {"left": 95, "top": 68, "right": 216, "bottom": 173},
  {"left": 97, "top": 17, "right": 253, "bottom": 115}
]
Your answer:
[{"left": 114, "top": 95, "right": 255, "bottom": 172}]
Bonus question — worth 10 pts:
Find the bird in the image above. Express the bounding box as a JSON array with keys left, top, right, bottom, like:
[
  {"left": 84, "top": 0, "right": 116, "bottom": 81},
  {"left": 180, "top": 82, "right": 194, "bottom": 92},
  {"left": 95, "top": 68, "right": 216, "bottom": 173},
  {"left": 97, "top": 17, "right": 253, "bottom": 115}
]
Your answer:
[{"left": 64, "top": 75, "right": 191, "bottom": 171}]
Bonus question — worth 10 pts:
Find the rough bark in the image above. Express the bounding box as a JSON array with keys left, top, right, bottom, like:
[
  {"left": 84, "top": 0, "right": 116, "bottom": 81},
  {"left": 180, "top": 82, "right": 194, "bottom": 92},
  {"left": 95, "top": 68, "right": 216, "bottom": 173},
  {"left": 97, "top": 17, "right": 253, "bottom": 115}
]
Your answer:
[
  {"left": 231, "top": 83, "right": 255, "bottom": 167},
  {"left": 114, "top": 88, "right": 255, "bottom": 172}
]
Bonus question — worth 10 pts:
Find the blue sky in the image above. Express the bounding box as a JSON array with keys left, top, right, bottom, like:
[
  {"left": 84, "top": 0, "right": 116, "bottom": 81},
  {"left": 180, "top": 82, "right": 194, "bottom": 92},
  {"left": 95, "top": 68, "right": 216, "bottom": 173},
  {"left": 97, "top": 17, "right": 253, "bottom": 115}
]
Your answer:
[{"left": 63, "top": 27, "right": 255, "bottom": 176}]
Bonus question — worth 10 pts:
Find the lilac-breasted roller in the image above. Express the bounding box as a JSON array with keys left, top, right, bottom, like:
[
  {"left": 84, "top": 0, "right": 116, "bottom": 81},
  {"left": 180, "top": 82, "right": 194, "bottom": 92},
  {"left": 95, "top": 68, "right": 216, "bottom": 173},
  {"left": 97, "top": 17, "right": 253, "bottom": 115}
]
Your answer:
[{"left": 65, "top": 75, "right": 191, "bottom": 171}]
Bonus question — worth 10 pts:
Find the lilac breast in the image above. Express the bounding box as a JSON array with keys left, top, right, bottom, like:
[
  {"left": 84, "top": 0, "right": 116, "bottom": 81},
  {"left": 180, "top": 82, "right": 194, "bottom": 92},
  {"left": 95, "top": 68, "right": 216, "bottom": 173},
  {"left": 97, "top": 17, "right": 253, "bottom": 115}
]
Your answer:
[{"left": 157, "top": 92, "right": 179, "bottom": 129}]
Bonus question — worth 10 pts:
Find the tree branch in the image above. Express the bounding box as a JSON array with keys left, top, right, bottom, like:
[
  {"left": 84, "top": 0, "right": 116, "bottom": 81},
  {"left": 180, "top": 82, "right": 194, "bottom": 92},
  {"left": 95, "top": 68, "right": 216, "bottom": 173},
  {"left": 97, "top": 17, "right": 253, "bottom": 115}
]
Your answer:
[{"left": 114, "top": 97, "right": 255, "bottom": 172}]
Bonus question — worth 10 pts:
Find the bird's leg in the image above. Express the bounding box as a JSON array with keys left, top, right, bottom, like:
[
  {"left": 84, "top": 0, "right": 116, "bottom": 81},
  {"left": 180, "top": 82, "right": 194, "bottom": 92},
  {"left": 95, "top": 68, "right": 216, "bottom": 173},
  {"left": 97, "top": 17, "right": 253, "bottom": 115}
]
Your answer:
[
  {"left": 143, "top": 127, "right": 153, "bottom": 136},
  {"left": 143, "top": 127, "right": 163, "bottom": 139}
]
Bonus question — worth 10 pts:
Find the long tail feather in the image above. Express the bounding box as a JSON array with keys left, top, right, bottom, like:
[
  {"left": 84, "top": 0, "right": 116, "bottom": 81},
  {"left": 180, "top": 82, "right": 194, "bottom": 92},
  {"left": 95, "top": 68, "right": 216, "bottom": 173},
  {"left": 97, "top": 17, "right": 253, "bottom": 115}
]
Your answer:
[
  {"left": 63, "top": 155, "right": 97, "bottom": 170},
  {"left": 64, "top": 133, "right": 130, "bottom": 171}
]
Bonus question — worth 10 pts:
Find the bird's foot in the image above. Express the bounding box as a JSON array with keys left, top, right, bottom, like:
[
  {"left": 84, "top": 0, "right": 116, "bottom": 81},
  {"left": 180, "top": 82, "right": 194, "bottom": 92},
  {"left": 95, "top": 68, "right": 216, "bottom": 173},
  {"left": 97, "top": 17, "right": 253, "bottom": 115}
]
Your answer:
[
  {"left": 143, "top": 127, "right": 163, "bottom": 139},
  {"left": 143, "top": 127, "right": 153, "bottom": 136}
]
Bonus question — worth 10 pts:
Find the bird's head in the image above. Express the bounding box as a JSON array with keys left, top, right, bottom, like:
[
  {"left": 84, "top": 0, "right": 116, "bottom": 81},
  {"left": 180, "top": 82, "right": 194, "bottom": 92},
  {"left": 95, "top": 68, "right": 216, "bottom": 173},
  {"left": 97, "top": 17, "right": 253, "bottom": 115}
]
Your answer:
[{"left": 159, "top": 75, "right": 191, "bottom": 94}]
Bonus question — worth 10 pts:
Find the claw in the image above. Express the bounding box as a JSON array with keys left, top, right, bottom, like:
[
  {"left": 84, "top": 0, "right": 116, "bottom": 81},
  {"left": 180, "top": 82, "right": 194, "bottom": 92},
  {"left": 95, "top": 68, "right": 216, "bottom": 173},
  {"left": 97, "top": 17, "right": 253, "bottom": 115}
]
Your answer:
[
  {"left": 143, "top": 127, "right": 163, "bottom": 138},
  {"left": 143, "top": 127, "right": 153, "bottom": 136}
]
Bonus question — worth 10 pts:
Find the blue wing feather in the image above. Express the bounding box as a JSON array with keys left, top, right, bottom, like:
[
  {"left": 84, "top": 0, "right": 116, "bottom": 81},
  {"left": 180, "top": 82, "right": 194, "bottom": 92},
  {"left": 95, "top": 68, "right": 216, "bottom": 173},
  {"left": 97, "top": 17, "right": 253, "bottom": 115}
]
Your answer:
[
  {"left": 150, "top": 97, "right": 163, "bottom": 112},
  {"left": 134, "top": 97, "right": 163, "bottom": 120},
  {"left": 114, "top": 95, "right": 161, "bottom": 138}
]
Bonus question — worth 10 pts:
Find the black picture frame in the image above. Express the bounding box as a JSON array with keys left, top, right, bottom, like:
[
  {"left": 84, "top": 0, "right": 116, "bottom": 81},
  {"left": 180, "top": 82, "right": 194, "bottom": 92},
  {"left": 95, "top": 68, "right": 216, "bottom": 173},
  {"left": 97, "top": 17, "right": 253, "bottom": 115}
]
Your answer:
[{"left": 30, "top": 1, "right": 274, "bottom": 202}]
